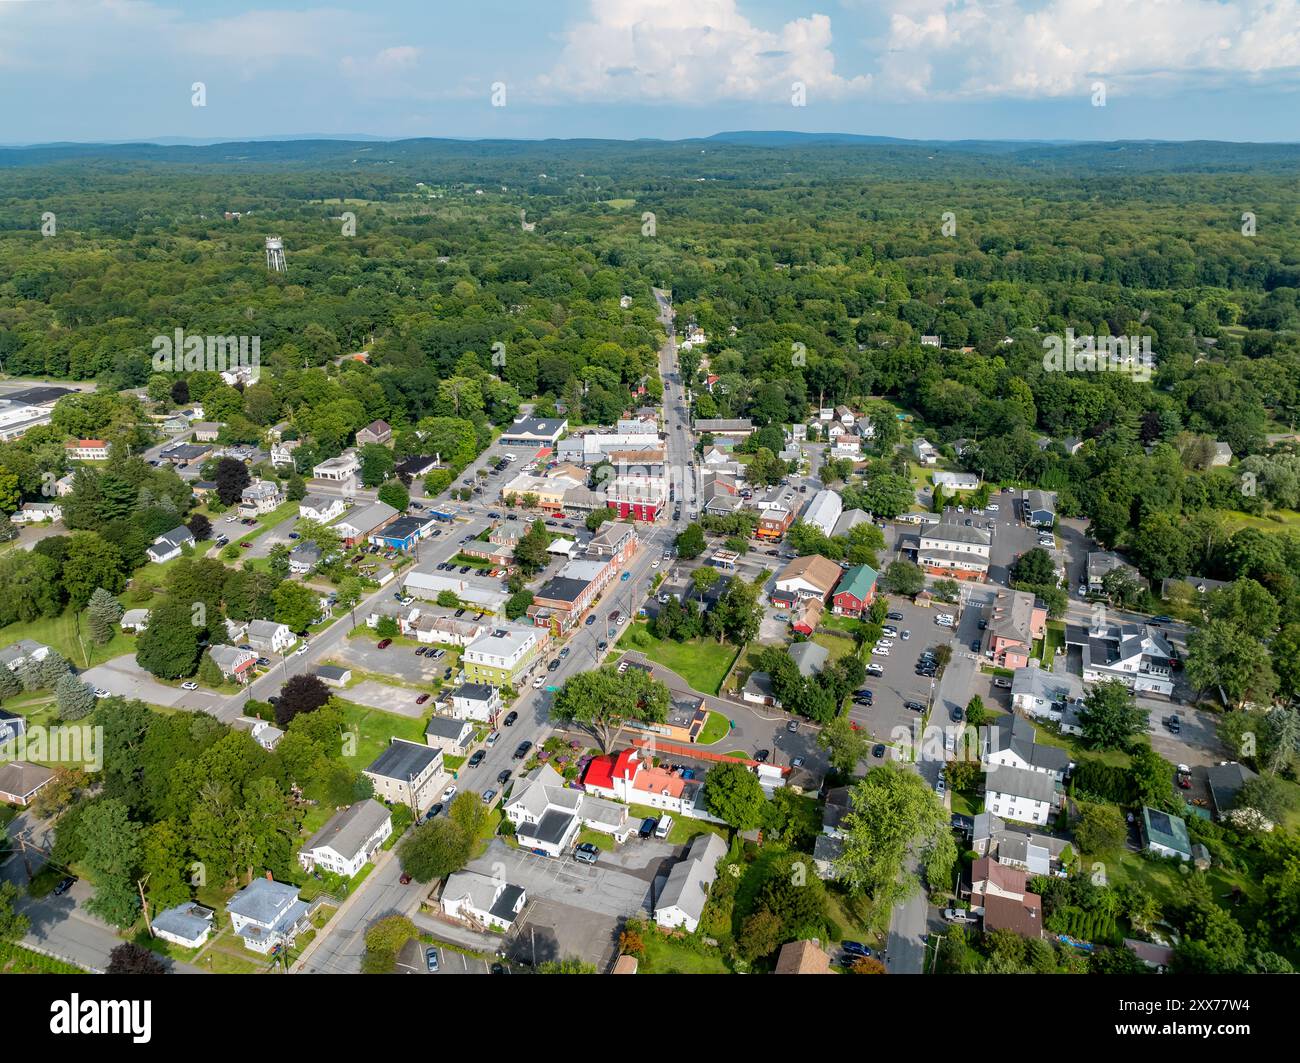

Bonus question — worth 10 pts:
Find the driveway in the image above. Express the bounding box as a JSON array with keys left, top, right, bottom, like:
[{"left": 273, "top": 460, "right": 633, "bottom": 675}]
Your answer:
[
  {"left": 345, "top": 679, "right": 430, "bottom": 718},
  {"left": 80, "top": 655, "right": 229, "bottom": 716}
]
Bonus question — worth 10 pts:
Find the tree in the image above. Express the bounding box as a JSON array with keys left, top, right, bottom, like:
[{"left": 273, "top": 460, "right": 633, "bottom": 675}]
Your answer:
[
  {"left": 399, "top": 817, "right": 474, "bottom": 882},
  {"left": 1078, "top": 679, "right": 1147, "bottom": 751},
  {"left": 1207, "top": 578, "right": 1280, "bottom": 641},
  {"left": 273, "top": 580, "right": 321, "bottom": 632},
  {"left": 374, "top": 616, "right": 399, "bottom": 639},
  {"left": 552, "top": 667, "right": 670, "bottom": 751},
  {"left": 86, "top": 586, "right": 124, "bottom": 644},
  {"left": 135, "top": 599, "right": 202, "bottom": 679},
  {"left": 881, "top": 560, "right": 924, "bottom": 597},
  {"left": 1011, "top": 548, "right": 1055, "bottom": 586},
  {"left": 818, "top": 715, "right": 870, "bottom": 774},
  {"left": 713, "top": 576, "right": 762, "bottom": 645},
  {"left": 691, "top": 566, "right": 721, "bottom": 597},
  {"left": 61, "top": 532, "right": 126, "bottom": 609},
  {"left": 1235, "top": 775, "right": 1294, "bottom": 823},
  {"left": 505, "top": 590, "right": 534, "bottom": 620},
  {"left": 738, "top": 909, "right": 784, "bottom": 961},
  {"left": 675, "top": 522, "right": 706, "bottom": 560},
  {"left": 79, "top": 798, "right": 143, "bottom": 927},
  {"left": 964, "top": 695, "right": 991, "bottom": 729},
  {"left": 275, "top": 674, "right": 331, "bottom": 727},
  {"left": 1074, "top": 802, "right": 1127, "bottom": 855},
  {"left": 377, "top": 479, "right": 410, "bottom": 512},
  {"left": 703, "top": 760, "right": 767, "bottom": 830},
  {"left": 860, "top": 473, "right": 914, "bottom": 518},
  {"left": 436, "top": 590, "right": 461, "bottom": 609},
  {"left": 833, "top": 763, "right": 955, "bottom": 902},
  {"left": 212, "top": 457, "right": 251, "bottom": 506},
  {"left": 1186, "top": 619, "right": 1276, "bottom": 709},
  {"left": 0, "top": 880, "right": 30, "bottom": 942},
  {"left": 513, "top": 519, "right": 552, "bottom": 574},
  {"left": 107, "top": 942, "right": 168, "bottom": 975},
  {"left": 187, "top": 512, "right": 212, "bottom": 542},
  {"left": 55, "top": 673, "right": 96, "bottom": 721}
]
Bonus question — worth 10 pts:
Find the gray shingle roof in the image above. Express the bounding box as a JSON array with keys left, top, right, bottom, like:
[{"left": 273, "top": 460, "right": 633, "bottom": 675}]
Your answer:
[{"left": 302, "top": 799, "right": 391, "bottom": 862}]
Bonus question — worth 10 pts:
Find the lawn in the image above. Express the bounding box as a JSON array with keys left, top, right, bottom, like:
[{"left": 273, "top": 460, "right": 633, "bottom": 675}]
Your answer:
[
  {"left": 696, "top": 711, "right": 730, "bottom": 746},
  {"left": 1220, "top": 508, "right": 1300, "bottom": 534},
  {"left": 621, "top": 620, "right": 741, "bottom": 695},
  {"left": 637, "top": 930, "right": 732, "bottom": 974},
  {"left": 335, "top": 699, "right": 430, "bottom": 769},
  {"left": 628, "top": 804, "right": 729, "bottom": 846},
  {"left": 813, "top": 631, "right": 855, "bottom": 663},
  {"left": 1103, "top": 849, "right": 1258, "bottom": 917},
  {"left": 0, "top": 608, "right": 137, "bottom": 670}
]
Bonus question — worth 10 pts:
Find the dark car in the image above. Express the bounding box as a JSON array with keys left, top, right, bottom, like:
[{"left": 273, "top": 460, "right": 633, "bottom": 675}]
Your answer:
[
  {"left": 52, "top": 876, "right": 76, "bottom": 896},
  {"left": 573, "top": 842, "right": 600, "bottom": 865},
  {"left": 399, "top": 872, "right": 413, "bottom": 885},
  {"left": 754, "top": 749, "right": 770, "bottom": 763},
  {"left": 872, "top": 744, "right": 886, "bottom": 758},
  {"left": 547, "top": 658, "right": 561, "bottom": 672},
  {"left": 415, "top": 693, "right": 430, "bottom": 705},
  {"left": 468, "top": 750, "right": 486, "bottom": 768},
  {"left": 904, "top": 700, "right": 926, "bottom": 713},
  {"left": 503, "top": 711, "right": 518, "bottom": 727},
  {"left": 490, "top": 962, "right": 508, "bottom": 974},
  {"left": 443, "top": 667, "right": 453, "bottom": 680},
  {"left": 506, "top": 513, "right": 517, "bottom": 521},
  {"left": 970, "top": 640, "right": 981, "bottom": 652},
  {"left": 454, "top": 608, "right": 466, "bottom": 617},
  {"left": 950, "top": 705, "right": 964, "bottom": 722},
  {"left": 513, "top": 740, "right": 532, "bottom": 760},
  {"left": 497, "top": 769, "right": 512, "bottom": 785},
  {"left": 638, "top": 817, "right": 658, "bottom": 839},
  {"left": 886, "top": 611, "right": 904, "bottom": 621},
  {"left": 415, "top": 646, "right": 427, "bottom": 656},
  {"left": 842, "top": 940, "right": 872, "bottom": 957},
  {"left": 1165, "top": 714, "right": 1182, "bottom": 734},
  {"left": 376, "top": 638, "right": 392, "bottom": 649}
]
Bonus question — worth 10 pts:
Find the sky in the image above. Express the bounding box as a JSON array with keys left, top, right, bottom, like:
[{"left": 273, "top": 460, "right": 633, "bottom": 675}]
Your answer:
[{"left": 1, "top": 0, "right": 1297, "bottom": 144}]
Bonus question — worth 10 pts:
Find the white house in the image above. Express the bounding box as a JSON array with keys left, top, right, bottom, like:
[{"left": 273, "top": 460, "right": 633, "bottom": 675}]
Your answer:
[
  {"left": 801, "top": 489, "right": 842, "bottom": 537},
  {"left": 912, "top": 437, "right": 939, "bottom": 465},
  {"left": 982, "top": 715, "right": 1070, "bottom": 782},
  {"left": 440, "top": 870, "right": 527, "bottom": 931},
  {"left": 146, "top": 526, "right": 195, "bottom": 564},
  {"left": 312, "top": 450, "right": 360, "bottom": 482},
  {"left": 226, "top": 877, "right": 313, "bottom": 954},
  {"left": 1067, "top": 620, "right": 1176, "bottom": 697},
  {"left": 247, "top": 619, "right": 294, "bottom": 654},
  {"left": 299, "top": 494, "right": 346, "bottom": 523},
  {"left": 239, "top": 480, "right": 284, "bottom": 516},
  {"left": 119, "top": 608, "right": 150, "bottom": 633},
  {"left": 12, "top": 502, "right": 61, "bottom": 524},
  {"left": 918, "top": 521, "right": 991, "bottom": 580},
  {"left": 504, "top": 763, "right": 631, "bottom": 856},
  {"left": 0, "top": 640, "right": 51, "bottom": 674},
  {"left": 363, "top": 739, "right": 447, "bottom": 815},
  {"left": 297, "top": 799, "right": 392, "bottom": 879},
  {"left": 654, "top": 832, "right": 728, "bottom": 933},
  {"left": 983, "top": 764, "right": 1056, "bottom": 826},
  {"left": 424, "top": 715, "right": 474, "bottom": 755},
  {"left": 450, "top": 683, "right": 501, "bottom": 723},
  {"left": 150, "top": 902, "right": 215, "bottom": 949}
]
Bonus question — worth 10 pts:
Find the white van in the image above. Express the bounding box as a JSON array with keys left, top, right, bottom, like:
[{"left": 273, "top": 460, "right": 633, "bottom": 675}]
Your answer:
[{"left": 654, "top": 814, "right": 673, "bottom": 839}]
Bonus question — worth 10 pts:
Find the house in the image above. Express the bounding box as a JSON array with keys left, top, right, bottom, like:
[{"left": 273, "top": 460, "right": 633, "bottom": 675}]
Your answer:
[
  {"left": 246, "top": 720, "right": 284, "bottom": 752},
  {"left": 1023, "top": 489, "right": 1057, "bottom": 528},
  {"left": 832, "top": 564, "right": 878, "bottom": 617},
  {"left": 289, "top": 541, "right": 322, "bottom": 574},
  {"left": 968, "top": 858, "right": 1043, "bottom": 939},
  {"left": 0, "top": 709, "right": 27, "bottom": 749},
  {"left": 226, "top": 877, "right": 313, "bottom": 954},
  {"left": 355, "top": 419, "right": 392, "bottom": 446},
  {"left": 912, "top": 437, "right": 939, "bottom": 465},
  {"left": 606, "top": 476, "right": 667, "bottom": 522},
  {"left": 424, "top": 716, "right": 474, "bottom": 755},
  {"left": 918, "top": 521, "right": 991, "bottom": 580},
  {"left": 654, "top": 832, "right": 728, "bottom": 933},
  {"left": 450, "top": 683, "right": 502, "bottom": 723},
  {"left": 12, "top": 502, "right": 62, "bottom": 524},
  {"left": 1160, "top": 575, "right": 1232, "bottom": 600},
  {"left": 334, "top": 500, "right": 399, "bottom": 546},
  {"left": 239, "top": 479, "right": 284, "bottom": 516},
  {"left": 792, "top": 597, "right": 823, "bottom": 636},
  {"left": 462, "top": 624, "right": 546, "bottom": 688},
  {"left": 146, "top": 526, "right": 195, "bottom": 563},
  {"left": 363, "top": 739, "right": 447, "bottom": 815},
  {"left": 0, "top": 761, "right": 55, "bottom": 806},
  {"left": 297, "top": 799, "right": 392, "bottom": 878},
  {"left": 971, "top": 812, "right": 1072, "bottom": 876},
  {"left": 315, "top": 664, "right": 351, "bottom": 688},
  {"left": 789, "top": 641, "right": 830, "bottom": 678},
  {"left": 119, "top": 608, "right": 150, "bottom": 633},
  {"left": 312, "top": 451, "right": 361, "bottom": 483},
  {"left": 506, "top": 763, "right": 631, "bottom": 855},
  {"left": 161, "top": 442, "right": 210, "bottom": 465},
  {"left": 933, "top": 470, "right": 980, "bottom": 492},
  {"left": 499, "top": 416, "right": 568, "bottom": 447},
  {"left": 1065, "top": 619, "right": 1176, "bottom": 696},
  {"left": 983, "top": 715, "right": 1070, "bottom": 782},
  {"left": 1124, "top": 938, "right": 1175, "bottom": 972},
  {"left": 1087, "top": 550, "right": 1145, "bottom": 594},
  {"left": 831, "top": 508, "right": 871, "bottom": 538},
  {"left": 1140, "top": 806, "right": 1192, "bottom": 861},
  {"left": 268, "top": 439, "right": 297, "bottom": 465},
  {"left": 1206, "top": 762, "right": 1258, "bottom": 818},
  {"left": 247, "top": 619, "right": 294, "bottom": 654},
  {"left": 983, "top": 763, "right": 1057, "bottom": 826},
  {"left": 772, "top": 554, "right": 842, "bottom": 607},
  {"left": 440, "top": 870, "right": 527, "bottom": 931},
  {"left": 1210, "top": 441, "right": 1233, "bottom": 467},
  {"left": 801, "top": 489, "right": 842, "bottom": 537},
  {"left": 692, "top": 418, "right": 753, "bottom": 438},
  {"left": 208, "top": 645, "right": 257, "bottom": 684},
  {"left": 299, "top": 494, "right": 346, "bottom": 523},
  {"left": 369, "top": 514, "right": 437, "bottom": 552},
  {"left": 756, "top": 504, "right": 795, "bottom": 541},
  {"left": 983, "top": 589, "right": 1047, "bottom": 670},
  {"left": 920, "top": 335, "right": 941, "bottom": 347},
  {"left": 583, "top": 748, "right": 709, "bottom": 816},
  {"left": 742, "top": 670, "right": 779, "bottom": 708},
  {"left": 225, "top": 618, "right": 248, "bottom": 643},
  {"left": 64, "top": 439, "right": 110, "bottom": 461},
  {"left": 1010, "top": 666, "right": 1085, "bottom": 733},
  {"left": 394, "top": 454, "right": 440, "bottom": 481},
  {"left": 150, "top": 902, "right": 215, "bottom": 948},
  {"left": 775, "top": 939, "right": 833, "bottom": 974},
  {"left": 0, "top": 639, "right": 51, "bottom": 673},
  {"left": 192, "top": 422, "right": 222, "bottom": 442}
]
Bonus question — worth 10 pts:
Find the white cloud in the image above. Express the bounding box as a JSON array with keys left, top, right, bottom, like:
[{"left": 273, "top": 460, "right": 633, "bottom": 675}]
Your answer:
[
  {"left": 539, "top": 0, "right": 870, "bottom": 104},
  {"left": 866, "top": 0, "right": 1300, "bottom": 100}
]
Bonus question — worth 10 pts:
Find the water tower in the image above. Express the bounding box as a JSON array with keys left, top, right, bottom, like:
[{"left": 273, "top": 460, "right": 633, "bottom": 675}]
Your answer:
[{"left": 265, "top": 236, "right": 287, "bottom": 272}]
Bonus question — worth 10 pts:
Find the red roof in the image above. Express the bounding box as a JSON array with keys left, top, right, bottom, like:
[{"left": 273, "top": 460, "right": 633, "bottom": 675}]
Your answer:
[
  {"left": 68, "top": 439, "right": 106, "bottom": 448},
  {"left": 583, "top": 749, "right": 638, "bottom": 790}
]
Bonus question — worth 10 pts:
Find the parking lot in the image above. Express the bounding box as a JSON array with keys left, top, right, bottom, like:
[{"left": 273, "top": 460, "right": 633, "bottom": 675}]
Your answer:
[{"left": 334, "top": 638, "right": 460, "bottom": 685}]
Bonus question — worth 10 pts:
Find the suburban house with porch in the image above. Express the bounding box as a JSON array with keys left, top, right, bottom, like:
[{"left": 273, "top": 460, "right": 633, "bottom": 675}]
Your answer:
[{"left": 297, "top": 799, "right": 392, "bottom": 879}]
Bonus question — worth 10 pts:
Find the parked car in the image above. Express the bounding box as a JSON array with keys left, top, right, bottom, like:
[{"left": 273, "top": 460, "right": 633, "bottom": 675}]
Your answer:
[
  {"left": 53, "top": 876, "right": 76, "bottom": 896},
  {"left": 754, "top": 749, "right": 770, "bottom": 763},
  {"left": 503, "top": 711, "right": 518, "bottom": 726},
  {"left": 399, "top": 872, "right": 412, "bottom": 885},
  {"left": 866, "top": 663, "right": 884, "bottom": 677},
  {"left": 468, "top": 750, "right": 486, "bottom": 768},
  {"left": 872, "top": 744, "right": 886, "bottom": 758},
  {"left": 497, "top": 769, "right": 512, "bottom": 785},
  {"left": 950, "top": 705, "right": 964, "bottom": 722},
  {"left": 904, "top": 700, "right": 926, "bottom": 713},
  {"left": 886, "top": 611, "right": 904, "bottom": 621},
  {"left": 942, "top": 909, "right": 976, "bottom": 924},
  {"left": 181, "top": 681, "right": 198, "bottom": 691},
  {"left": 415, "top": 693, "right": 430, "bottom": 705},
  {"left": 513, "top": 741, "right": 532, "bottom": 760},
  {"left": 638, "top": 817, "right": 658, "bottom": 839},
  {"left": 482, "top": 789, "right": 497, "bottom": 804},
  {"left": 547, "top": 658, "right": 561, "bottom": 672},
  {"left": 574, "top": 842, "right": 600, "bottom": 864},
  {"left": 842, "top": 940, "right": 872, "bottom": 957},
  {"left": 377, "top": 638, "right": 392, "bottom": 649},
  {"left": 426, "top": 947, "right": 440, "bottom": 972},
  {"left": 1164, "top": 714, "right": 1182, "bottom": 734}
]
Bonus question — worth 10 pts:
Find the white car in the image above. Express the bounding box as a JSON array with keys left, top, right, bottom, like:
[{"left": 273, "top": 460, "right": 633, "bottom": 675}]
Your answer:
[
  {"left": 901, "top": 630, "right": 911, "bottom": 640},
  {"left": 881, "top": 626, "right": 898, "bottom": 637},
  {"left": 986, "top": 503, "right": 999, "bottom": 512},
  {"left": 942, "top": 908, "right": 976, "bottom": 924},
  {"left": 877, "top": 639, "right": 894, "bottom": 648},
  {"left": 225, "top": 515, "right": 238, "bottom": 523},
  {"left": 870, "top": 646, "right": 891, "bottom": 656},
  {"left": 295, "top": 643, "right": 309, "bottom": 656},
  {"left": 532, "top": 675, "right": 545, "bottom": 688},
  {"left": 180, "top": 681, "right": 198, "bottom": 691},
  {"left": 93, "top": 688, "right": 110, "bottom": 698},
  {"left": 651, "top": 559, "right": 660, "bottom": 569},
  {"left": 442, "top": 785, "right": 457, "bottom": 801}
]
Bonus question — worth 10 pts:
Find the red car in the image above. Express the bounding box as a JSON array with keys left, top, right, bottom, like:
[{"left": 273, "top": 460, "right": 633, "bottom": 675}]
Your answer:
[
  {"left": 377, "top": 638, "right": 392, "bottom": 649},
  {"left": 399, "top": 872, "right": 412, "bottom": 885},
  {"left": 240, "top": 541, "right": 253, "bottom": 549},
  {"left": 416, "top": 693, "right": 430, "bottom": 705}
]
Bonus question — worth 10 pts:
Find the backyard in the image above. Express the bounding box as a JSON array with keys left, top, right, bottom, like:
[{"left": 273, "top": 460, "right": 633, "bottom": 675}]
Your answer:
[{"left": 622, "top": 620, "right": 741, "bottom": 695}]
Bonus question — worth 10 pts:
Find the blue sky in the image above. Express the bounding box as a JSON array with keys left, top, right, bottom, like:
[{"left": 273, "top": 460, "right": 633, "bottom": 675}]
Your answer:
[{"left": 1, "top": 0, "right": 1297, "bottom": 144}]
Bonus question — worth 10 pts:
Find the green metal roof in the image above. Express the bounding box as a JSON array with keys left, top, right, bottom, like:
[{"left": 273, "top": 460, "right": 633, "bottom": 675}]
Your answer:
[{"left": 835, "top": 564, "right": 878, "bottom": 602}]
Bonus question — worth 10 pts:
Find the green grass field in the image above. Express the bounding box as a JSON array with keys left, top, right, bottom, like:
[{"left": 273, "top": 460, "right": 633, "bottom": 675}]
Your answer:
[
  {"left": 622, "top": 621, "right": 740, "bottom": 695},
  {"left": 335, "top": 699, "right": 430, "bottom": 768},
  {"left": 0, "top": 608, "right": 137, "bottom": 670}
]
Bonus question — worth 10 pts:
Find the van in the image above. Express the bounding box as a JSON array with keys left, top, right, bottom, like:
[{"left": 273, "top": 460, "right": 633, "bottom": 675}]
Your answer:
[{"left": 654, "top": 814, "right": 673, "bottom": 839}]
